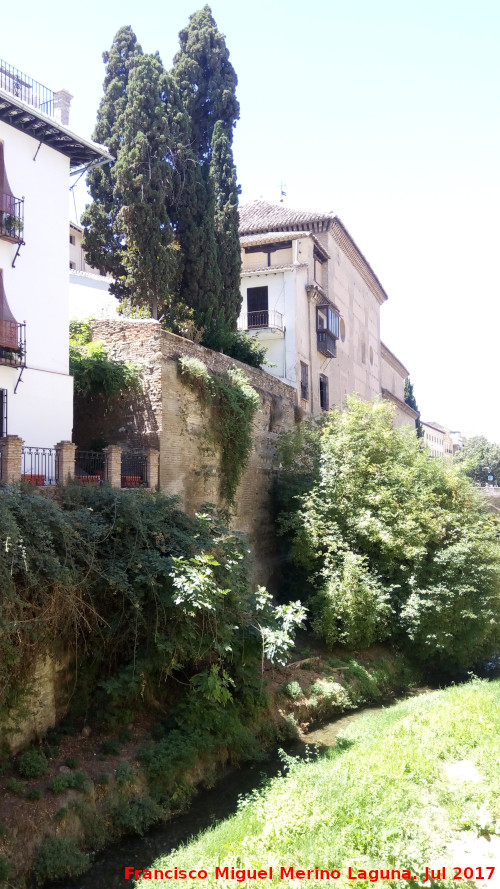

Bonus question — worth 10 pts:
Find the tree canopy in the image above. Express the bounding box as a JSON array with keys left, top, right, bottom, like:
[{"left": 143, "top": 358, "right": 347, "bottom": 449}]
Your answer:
[
  {"left": 277, "top": 397, "right": 500, "bottom": 672},
  {"left": 82, "top": 9, "right": 246, "bottom": 355},
  {"left": 455, "top": 435, "right": 500, "bottom": 485},
  {"left": 404, "top": 376, "right": 423, "bottom": 438}
]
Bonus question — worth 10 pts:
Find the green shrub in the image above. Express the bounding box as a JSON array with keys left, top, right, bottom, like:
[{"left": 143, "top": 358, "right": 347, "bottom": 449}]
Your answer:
[
  {"left": 278, "top": 397, "right": 500, "bottom": 672},
  {"left": 101, "top": 740, "right": 120, "bottom": 757},
  {"left": 26, "top": 788, "right": 43, "bottom": 801},
  {"left": 282, "top": 681, "right": 303, "bottom": 700},
  {"left": 34, "top": 837, "right": 89, "bottom": 883},
  {"left": 49, "top": 771, "right": 89, "bottom": 794},
  {"left": 17, "top": 747, "right": 48, "bottom": 779},
  {"left": 115, "top": 760, "right": 133, "bottom": 788},
  {"left": 65, "top": 756, "right": 79, "bottom": 770},
  {"left": 0, "top": 857, "right": 10, "bottom": 882},
  {"left": 6, "top": 778, "right": 24, "bottom": 795},
  {"left": 109, "top": 795, "right": 162, "bottom": 836}
]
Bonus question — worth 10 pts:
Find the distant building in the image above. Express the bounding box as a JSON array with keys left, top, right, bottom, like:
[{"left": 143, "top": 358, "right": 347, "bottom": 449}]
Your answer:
[
  {"left": 237, "top": 200, "right": 417, "bottom": 423},
  {"left": 0, "top": 57, "right": 111, "bottom": 446},
  {"left": 421, "top": 421, "right": 456, "bottom": 460},
  {"left": 69, "top": 223, "right": 117, "bottom": 321}
]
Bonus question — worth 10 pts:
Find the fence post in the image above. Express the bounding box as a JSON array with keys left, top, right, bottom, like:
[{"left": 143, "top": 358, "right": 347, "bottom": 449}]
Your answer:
[
  {"left": 55, "top": 441, "right": 77, "bottom": 486},
  {"left": 0, "top": 435, "right": 23, "bottom": 484},
  {"left": 103, "top": 445, "right": 122, "bottom": 489},
  {"left": 145, "top": 448, "right": 159, "bottom": 490}
]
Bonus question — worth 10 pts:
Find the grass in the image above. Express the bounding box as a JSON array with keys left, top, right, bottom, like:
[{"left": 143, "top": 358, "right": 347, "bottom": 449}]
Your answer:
[{"left": 139, "top": 680, "right": 500, "bottom": 889}]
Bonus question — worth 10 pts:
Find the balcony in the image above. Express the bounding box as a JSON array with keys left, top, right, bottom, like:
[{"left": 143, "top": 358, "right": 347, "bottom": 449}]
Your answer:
[
  {"left": 0, "top": 192, "right": 24, "bottom": 244},
  {"left": 238, "top": 310, "right": 284, "bottom": 332},
  {"left": 0, "top": 59, "right": 54, "bottom": 116},
  {"left": 0, "top": 321, "right": 26, "bottom": 368},
  {"left": 317, "top": 329, "right": 337, "bottom": 358}
]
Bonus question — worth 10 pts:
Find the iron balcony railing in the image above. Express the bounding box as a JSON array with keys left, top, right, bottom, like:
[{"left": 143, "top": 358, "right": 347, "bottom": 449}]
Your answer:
[
  {"left": 121, "top": 452, "right": 148, "bottom": 488},
  {"left": 238, "top": 310, "right": 284, "bottom": 331},
  {"left": 0, "top": 59, "right": 54, "bottom": 116},
  {"left": 0, "top": 322, "right": 26, "bottom": 368},
  {"left": 0, "top": 192, "right": 24, "bottom": 244},
  {"left": 74, "top": 450, "right": 107, "bottom": 484},
  {"left": 22, "top": 446, "right": 57, "bottom": 486}
]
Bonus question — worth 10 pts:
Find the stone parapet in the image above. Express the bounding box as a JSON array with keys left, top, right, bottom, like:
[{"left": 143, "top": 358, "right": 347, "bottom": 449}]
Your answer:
[
  {"left": 0, "top": 434, "right": 23, "bottom": 484},
  {"left": 55, "top": 440, "right": 77, "bottom": 485},
  {"left": 103, "top": 445, "right": 122, "bottom": 489}
]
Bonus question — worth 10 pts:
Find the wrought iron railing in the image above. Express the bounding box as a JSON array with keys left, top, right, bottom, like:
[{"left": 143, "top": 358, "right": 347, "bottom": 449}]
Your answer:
[
  {"left": 0, "top": 322, "right": 26, "bottom": 368},
  {"left": 22, "top": 446, "right": 57, "bottom": 486},
  {"left": 0, "top": 59, "right": 54, "bottom": 116},
  {"left": 74, "top": 450, "right": 107, "bottom": 484},
  {"left": 0, "top": 193, "right": 24, "bottom": 243},
  {"left": 121, "top": 452, "right": 148, "bottom": 488},
  {"left": 237, "top": 310, "right": 284, "bottom": 331}
]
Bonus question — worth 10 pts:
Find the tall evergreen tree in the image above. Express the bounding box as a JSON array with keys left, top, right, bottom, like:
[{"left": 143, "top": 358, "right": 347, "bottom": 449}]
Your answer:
[
  {"left": 81, "top": 27, "right": 143, "bottom": 288},
  {"left": 172, "top": 6, "right": 241, "bottom": 341},
  {"left": 113, "top": 54, "right": 190, "bottom": 325},
  {"left": 404, "top": 376, "right": 423, "bottom": 438}
]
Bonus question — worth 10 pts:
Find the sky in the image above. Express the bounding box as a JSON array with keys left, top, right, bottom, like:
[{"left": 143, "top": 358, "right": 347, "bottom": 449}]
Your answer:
[{"left": 3, "top": 0, "right": 499, "bottom": 441}]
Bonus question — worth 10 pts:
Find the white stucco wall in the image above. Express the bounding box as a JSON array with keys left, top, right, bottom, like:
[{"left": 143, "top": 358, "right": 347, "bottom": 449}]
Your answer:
[
  {"left": 0, "top": 120, "right": 73, "bottom": 445},
  {"left": 69, "top": 273, "right": 118, "bottom": 321}
]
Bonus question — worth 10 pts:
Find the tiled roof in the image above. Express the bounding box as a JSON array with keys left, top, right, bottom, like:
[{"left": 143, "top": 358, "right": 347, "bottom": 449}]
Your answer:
[
  {"left": 239, "top": 201, "right": 336, "bottom": 234},
  {"left": 239, "top": 201, "right": 388, "bottom": 304}
]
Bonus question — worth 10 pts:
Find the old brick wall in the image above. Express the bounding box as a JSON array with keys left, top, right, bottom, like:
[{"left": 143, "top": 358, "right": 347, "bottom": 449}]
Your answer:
[{"left": 89, "top": 320, "right": 297, "bottom": 588}]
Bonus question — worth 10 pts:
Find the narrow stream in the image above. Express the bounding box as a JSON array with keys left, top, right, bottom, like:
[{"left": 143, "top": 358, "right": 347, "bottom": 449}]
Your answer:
[{"left": 60, "top": 706, "right": 382, "bottom": 889}]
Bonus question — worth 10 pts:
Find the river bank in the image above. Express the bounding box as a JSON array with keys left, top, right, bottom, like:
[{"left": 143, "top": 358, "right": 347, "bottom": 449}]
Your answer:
[{"left": 0, "top": 645, "right": 417, "bottom": 887}]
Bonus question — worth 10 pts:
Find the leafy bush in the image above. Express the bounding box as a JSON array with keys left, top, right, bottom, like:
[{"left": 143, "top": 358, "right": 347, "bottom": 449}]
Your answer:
[
  {"left": 109, "top": 795, "right": 162, "bottom": 836},
  {"left": 101, "top": 740, "right": 120, "bottom": 757},
  {"left": 26, "top": 788, "right": 43, "bottom": 801},
  {"left": 34, "top": 837, "right": 89, "bottom": 883},
  {"left": 282, "top": 681, "right": 303, "bottom": 700},
  {"left": 69, "top": 320, "right": 140, "bottom": 399},
  {"left": 49, "top": 771, "right": 89, "bottom": 794},
  {"left": 17, "top": 748, "right": 48, "bottom": 779},
  {"left": 278, "top": 397, "right": 500, "bottom": 671},
  {"left": 0, "top": 857, "right": 10, "bottom": 882},
  {"left": 6, "top": 778, "right": 24, "bottom": 794}
]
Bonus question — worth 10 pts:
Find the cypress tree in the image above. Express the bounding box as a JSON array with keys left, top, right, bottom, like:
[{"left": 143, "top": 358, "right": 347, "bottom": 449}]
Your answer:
[
  {"left": 172, "top": 6, "right": 241, "bottom": 341},
  {"left": 81, "top": 27, "right": 143, "bottom": 290},
  {"left": 404, "top": 377, "right": 423, "bottom": 438},
  {"left": 113, "top": 54, "right": 190, "bottom": 325}
]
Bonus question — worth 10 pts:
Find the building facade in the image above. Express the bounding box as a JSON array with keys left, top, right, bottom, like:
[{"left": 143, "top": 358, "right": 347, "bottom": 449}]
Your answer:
[
  {"left": 238, "top": 201, "right": 416, "bottom": 424},
  {"left": 0, "top": 58, "right": 111, "bottom": 447}
]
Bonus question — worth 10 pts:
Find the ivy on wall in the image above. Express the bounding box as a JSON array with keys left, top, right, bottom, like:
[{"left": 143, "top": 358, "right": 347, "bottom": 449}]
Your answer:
[{"left": 178, "top": 356, "right": 260, "bottom": 507}]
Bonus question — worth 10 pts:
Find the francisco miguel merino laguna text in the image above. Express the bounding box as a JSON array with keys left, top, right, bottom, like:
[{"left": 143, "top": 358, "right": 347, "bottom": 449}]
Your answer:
[{"left": 125, "top": 864, "right": 496, "bottom": 881}]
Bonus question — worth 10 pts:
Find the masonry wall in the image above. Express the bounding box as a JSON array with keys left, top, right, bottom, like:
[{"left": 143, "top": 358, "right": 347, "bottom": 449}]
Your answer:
[{"left": 89, "top": 320, "right": 297, "bottom": 588}]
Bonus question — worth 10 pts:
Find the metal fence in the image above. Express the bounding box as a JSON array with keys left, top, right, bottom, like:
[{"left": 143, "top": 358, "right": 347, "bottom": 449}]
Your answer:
[
  {"left": 237, "top": 310, "right": 284, "bottom": 331},
  {"left": 0, "top": 58, "right": 54, "bottom": 115},
  {"left": 74, "top": 450, "right": 107, "bottom": 485},
  {"left": 0, "top": 322, "right": 26, "bottom": 368},
  {"left": 0, "top": 192, "right": 24, "bottom": 243},
  {"left": 22, "top": 446, "right": 57, "bottom": 486},
  {"left": 121, "top": 452, "right": 148, "bottom": 488}
]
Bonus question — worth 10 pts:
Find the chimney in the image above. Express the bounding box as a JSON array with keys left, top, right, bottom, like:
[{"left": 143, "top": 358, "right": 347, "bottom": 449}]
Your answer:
[{"left": 53, "top": 89, "right": 73, "bottom": 126}]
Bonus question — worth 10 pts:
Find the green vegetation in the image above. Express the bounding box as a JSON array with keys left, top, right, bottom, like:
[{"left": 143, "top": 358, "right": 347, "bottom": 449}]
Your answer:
[
  {"left": 282, "top": 680, "right": 303, "bottom": 699},
  {"left": 277, "top": 397, "right": 500, "bottom": 672},
  {"left": 178, "top": 356, "right": 260, "bottom": 506},
  {"left": 455, "top": 434, "right": 500, "bottom": 486},
  {"left": 69, "top": 320, "right": 141, "bottom": 400},
  {"left": 142, "top": 680, "right": 500, "bottom": 889},
  {"left": 83, "top": 8, "right": 246, "bottom": 355},
  {"left": 33, "top": 837, "right": 89, "bottom": 884},
  {"left": 404, "top": 376, "right": 423, "bottom": 438},
  {"left": 0, "top": 484, "right": 301, "bottom": 746},
  {"left": 16, "top": 747, "right": 48, "bottom": 778},
  {"left": 49, "top": 772, "right": 89, "bottom": 794}
]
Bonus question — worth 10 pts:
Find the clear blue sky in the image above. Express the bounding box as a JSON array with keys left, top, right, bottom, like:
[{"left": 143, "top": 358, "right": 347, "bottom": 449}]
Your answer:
[{"left": 3, "top": 0, "right": 499, "bottom": 440}]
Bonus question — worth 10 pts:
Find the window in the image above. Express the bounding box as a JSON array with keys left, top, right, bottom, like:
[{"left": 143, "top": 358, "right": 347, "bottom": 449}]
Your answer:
[
  {"left": 69, "top": 233, "right": 75, "bottom": 245},
  {"left": 0, "top": 389, "right": 6, "bottom": 437},
  {"left": 69, "top": 261, "right": 76, "bottom": 270},
  {"left": 247, "top": 286, "right": 269, "bottom": 328},
  {"left": 300, "top": 362, "right": 309, "bottom": 401},
  {"left": 319, "top": 374, "right": 329, "bottom": 411},
  {"left": 316, "top": 304, "right": 339, "bottom": 358}
]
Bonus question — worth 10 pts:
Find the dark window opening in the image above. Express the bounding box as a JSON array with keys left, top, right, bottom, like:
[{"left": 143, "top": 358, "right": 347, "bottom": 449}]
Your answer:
[
  {"left": 300, "top": 362, "right": 309, "bottom": 401},
  {"left": 247, "top": 286, "right": 269, "bottom": 328},
  {"left": 69, "top": 234, "right": 75, "bottom": 245},
  {"left": 319, "top": 374, "right": 329, "bottom": 411}
]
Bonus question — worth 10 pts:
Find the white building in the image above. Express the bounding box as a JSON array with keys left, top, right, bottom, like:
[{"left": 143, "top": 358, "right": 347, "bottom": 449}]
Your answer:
[
  {"left": 0, "top": 59, "right": 111, "bottom": 447},
  {"left": 238, "top": 200, "right": 416, "bottom": 425}
]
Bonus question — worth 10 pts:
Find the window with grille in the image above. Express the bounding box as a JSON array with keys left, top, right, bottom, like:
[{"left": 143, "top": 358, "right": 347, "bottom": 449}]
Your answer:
[
  {"left": 319, "top": 374, "right": 329, "bottom": 411},
  {"left": 300, "top": 362, "right": 309, "bottom": 401}
]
